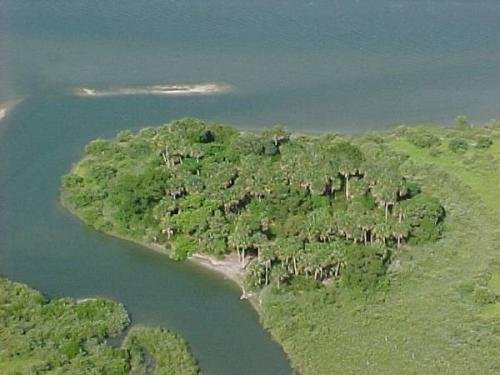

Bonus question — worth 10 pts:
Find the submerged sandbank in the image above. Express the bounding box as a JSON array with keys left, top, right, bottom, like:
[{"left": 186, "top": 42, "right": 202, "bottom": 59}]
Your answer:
[
  {"left": 74, "top": 82, "right": 232, "bottom": 97},
  {"left": 0, "top": 98, "right": 24, "bottom": 122}
]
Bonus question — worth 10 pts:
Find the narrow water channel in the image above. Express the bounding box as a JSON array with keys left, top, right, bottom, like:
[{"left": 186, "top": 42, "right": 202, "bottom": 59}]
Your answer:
[{"left": 0, "top": 96, "right": 291, "bottom": 375}]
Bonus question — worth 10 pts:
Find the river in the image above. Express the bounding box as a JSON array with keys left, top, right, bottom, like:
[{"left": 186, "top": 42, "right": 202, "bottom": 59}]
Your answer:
[{"left": 2, "top": 1, "right": 500, "bottom": 374}]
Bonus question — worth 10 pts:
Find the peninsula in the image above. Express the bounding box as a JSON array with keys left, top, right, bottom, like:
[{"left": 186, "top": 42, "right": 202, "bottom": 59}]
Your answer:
[{"left": 60, "top": 118, "right": 500, "bottom": 374}]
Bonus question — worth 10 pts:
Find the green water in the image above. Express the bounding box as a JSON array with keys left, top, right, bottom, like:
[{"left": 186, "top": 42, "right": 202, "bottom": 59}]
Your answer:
[{"left": 2, "top": 1, "right": 500, "bottom": 374}]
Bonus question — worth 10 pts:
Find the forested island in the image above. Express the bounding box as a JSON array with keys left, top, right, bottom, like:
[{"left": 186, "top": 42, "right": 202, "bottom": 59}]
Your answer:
[
  {"left": 0, "top": 277, "right": 198, "bottom": 374},
  {"left": 60, "top": 118, "right": 500, "bottom": 373}
]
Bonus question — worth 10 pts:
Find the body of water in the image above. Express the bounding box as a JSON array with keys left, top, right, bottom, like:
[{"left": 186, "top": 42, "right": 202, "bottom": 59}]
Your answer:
[{"left": 2, "top": 1, "right": 500, "bottom": 374}]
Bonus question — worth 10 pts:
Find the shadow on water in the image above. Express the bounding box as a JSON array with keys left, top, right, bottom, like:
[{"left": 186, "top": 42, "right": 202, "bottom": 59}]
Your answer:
[{"left": 0, "top": 96, "right": 291, "bottom": 375}]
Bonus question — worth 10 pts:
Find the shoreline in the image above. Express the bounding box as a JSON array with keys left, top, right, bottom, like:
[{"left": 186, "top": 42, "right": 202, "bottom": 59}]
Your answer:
[
  {"left": 59, "top": 142, "right": 291, "bottom": 368},
  {"left": 74, "top": 82, "right": 232, "bottom": 97},
  {"left": 59, "top": 192, "right": 248, "bottom": 293},
  {"left": 0, "top": 98, "right": 24, "bottom": 122}
]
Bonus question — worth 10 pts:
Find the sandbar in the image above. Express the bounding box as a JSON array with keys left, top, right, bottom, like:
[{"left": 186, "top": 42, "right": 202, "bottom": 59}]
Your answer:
[
  {"left": 74, "top": 82, "right": 232, "bottom": 97},
  {"left": 0, "top": 98, "right": 24, "bottom": 122}
]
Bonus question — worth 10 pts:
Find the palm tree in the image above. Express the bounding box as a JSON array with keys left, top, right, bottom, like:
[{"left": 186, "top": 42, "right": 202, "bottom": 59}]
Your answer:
[
  {"left": 274, "top": 263, "right": 291, "bottom": 289},
  {"left": 275, "top": 237, "right": 303, "bottom": 276},
  {"left": 359, "top": 212, "right": 375, "bottom": 245},
  {"left": 260, "top": 245, "right": 275, "bottom": 285},
  {"left": 371, "top": 182, "right": 398, "bottom": 221},
  {"left": 392, "top": 221, "right": 410, "bottom": 248},
  {"left": 228, "top": 222, "right": 252, "bottom": 268},
  {"left": 373, "top": 220, "right": 392, "bottom": 245},
  {"left": 331, "top": 142, "right": 363, "bottom": 199}
]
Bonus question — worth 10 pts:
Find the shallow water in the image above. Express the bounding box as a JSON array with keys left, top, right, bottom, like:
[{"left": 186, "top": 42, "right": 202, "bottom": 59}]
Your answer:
[
  {"left": 2, "top": 1, "right": 500, "bottom": 130},
  {"left": 2, "top": 1, "right": 500, "bottom": 374}
]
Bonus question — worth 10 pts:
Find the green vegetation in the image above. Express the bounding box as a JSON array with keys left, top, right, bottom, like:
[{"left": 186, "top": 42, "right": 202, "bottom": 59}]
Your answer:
[
  {"left": 0, "top": 277, "right": 199, "bottom": 374},
  {"left": 124, "top": 327, "right": 198, "bottom": 375},
  {"left": 62, "top": 118, "right": 443, "bottom": 292},
  {"left": 262, "top": 122, "right": 500, "bottom": 373},
  {"left": 61, "top": 118, "right": 500, "bottom": 373}
]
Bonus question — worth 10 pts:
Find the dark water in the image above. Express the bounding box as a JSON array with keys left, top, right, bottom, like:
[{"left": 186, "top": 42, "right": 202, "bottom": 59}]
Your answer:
[{"left": 2, "top": 1, "right": 500, "bottom": 374}]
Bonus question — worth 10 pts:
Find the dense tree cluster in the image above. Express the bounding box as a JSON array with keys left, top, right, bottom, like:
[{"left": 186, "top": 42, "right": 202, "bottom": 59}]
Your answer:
[
  {"left": 0, "top": 277, "right": 199, "bottom": 374},
  {"left": 62, "top": 119, "right": 444, "bottom": 290}
]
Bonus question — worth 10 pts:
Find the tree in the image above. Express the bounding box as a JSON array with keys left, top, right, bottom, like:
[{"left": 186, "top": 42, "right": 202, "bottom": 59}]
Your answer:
[
  {"left": 275, "top": 237, "right": 303, "bottom": 276},
  {"left": 259, "top": 243, "right": 275, "bottom": 285},
  {"left": 331, "top": 142, "right": 363, "bottom": 199},
  {"left": 228, "top": 221, "right": 252, "bottom": 268}
]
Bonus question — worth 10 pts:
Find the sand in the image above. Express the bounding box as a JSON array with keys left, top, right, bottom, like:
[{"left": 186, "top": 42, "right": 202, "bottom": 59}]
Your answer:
[
  {"left": 74, "top": 82, "right": 232, "bottom": 97},
  {"left": 0, "top": 98, "right": 23, "bottom": 122}
]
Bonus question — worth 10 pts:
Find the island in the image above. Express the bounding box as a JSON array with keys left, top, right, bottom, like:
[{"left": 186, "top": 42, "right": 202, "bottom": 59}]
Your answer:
[
  {"left": 60, "top": 118, "right": 500, "bottom": 374},
  {"left": 0, "top": 277, "right": 199, "bottom": 374}
]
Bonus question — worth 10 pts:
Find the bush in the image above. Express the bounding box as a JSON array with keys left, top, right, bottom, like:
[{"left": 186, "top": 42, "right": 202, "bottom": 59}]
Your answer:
[
  {"left": 473, "top": 286, "right": 497, "bottom": 306},
  {"left": 455, "top": 115, "right": 470, "bottom": 129},
  {"left": 475, "top": 136, "right": 493, "bottom": 149},
  {"left": 199, "top": 129, "right": 214, "bottom": 143},
  {"left": 429, "top": 146, "right": 442, "bottom": 157},
  {"left": 287, "top": 275, "right": 321, "bottom": 293},
  {"left": 343, "top": 245, "right": 387, "bottom": 291},
  {"left": 264, "top": 141, "right": 279, "bottom": 156},
  {"left": 402, "top": 194, "right": 445, "bottom": 244},
  {"left": 408, "top": 131, "right": 441, "bottom": 149},
  {"left": 62, "top": 174, "right": 84, "bottom": 189},
  {"left": 170, "top": 235, "right": 197, "bottom": 260},
  {"left": 448, "top": 138, "right": 469, "bottom": 153},
  {"left": 85, "top": 139, "right": 114, "bottom": 155}
]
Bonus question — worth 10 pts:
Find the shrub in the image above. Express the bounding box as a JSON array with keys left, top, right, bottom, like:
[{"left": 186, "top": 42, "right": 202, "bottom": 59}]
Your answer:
[
  {"left": 264, "top": 141, "right": 279, "bottom": 156},
  {"left": 473, "top": 286, "right": 497, "bottom": 305},
  {"left": 428, "top": 146, "right": 442, "bottom": 157},
  {"left": 475, "top": 136, "right": 493, "bottom": 149},
  {"left": 402, "top": 194, "right": 445, "bottom": 244},
  {"left": 343, "top": 245, "right": 387, "bottom": 291},
  {"left": 199, "top": 129, "right": 214, "bottom": 143},
  {"left": 455, "top": 115, "right": 470, "bottom": 129},
  {"left": 287, "top": 275, "right": 321, "bottom": 293},
  {"left": 408, "top": 131, "right": 441, "bottom": 149},
  {"left": 85, "top": 139, "right": 114, "bottom": 155},
  {"left": 448, "top": 138, "right": 469, "bottom": 153},
  {"left": 62, "top": 174, "right": 84, "bottom": 189},
  {"left": 170, "top": 235, "right": 197, "bottom": 260}
]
